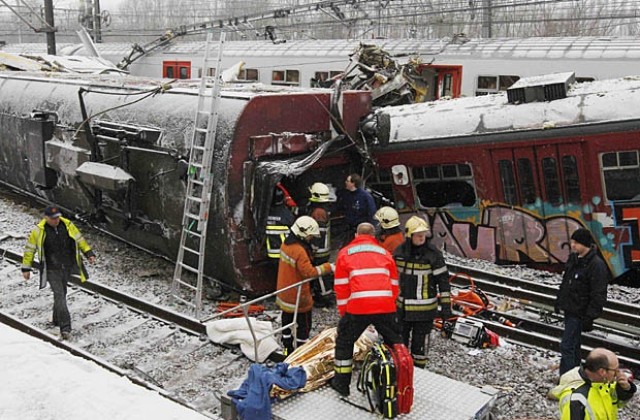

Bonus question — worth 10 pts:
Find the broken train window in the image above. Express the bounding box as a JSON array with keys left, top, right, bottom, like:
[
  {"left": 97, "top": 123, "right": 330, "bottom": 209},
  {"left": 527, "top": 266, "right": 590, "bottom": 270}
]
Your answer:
[
  {"left": 366, "top": 168, "right": 394, "bottom": 207},
  {"left": 413, "top": 163, "right": 477, "bottom": 208},
  {"left": 601, "top": 150, "right": 640, "bottom": 201}
]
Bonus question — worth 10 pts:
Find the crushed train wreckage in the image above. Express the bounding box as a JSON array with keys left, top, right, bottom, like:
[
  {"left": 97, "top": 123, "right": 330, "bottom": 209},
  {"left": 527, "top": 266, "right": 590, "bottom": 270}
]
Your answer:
[{"left": 0, "top": 69, "right": 372, "bottom": 292}]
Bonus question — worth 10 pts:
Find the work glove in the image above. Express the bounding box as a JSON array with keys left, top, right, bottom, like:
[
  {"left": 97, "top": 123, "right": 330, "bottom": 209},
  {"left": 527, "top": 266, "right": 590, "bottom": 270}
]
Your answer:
[{"left": 582, "top": 318, "right": 594, "bottom": 332}]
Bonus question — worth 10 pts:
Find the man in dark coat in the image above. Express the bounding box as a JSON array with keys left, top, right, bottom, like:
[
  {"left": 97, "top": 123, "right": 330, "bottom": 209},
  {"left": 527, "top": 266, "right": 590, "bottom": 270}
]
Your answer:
[{"left": 555, "top": 227, "right": 610, "bottom": 375}]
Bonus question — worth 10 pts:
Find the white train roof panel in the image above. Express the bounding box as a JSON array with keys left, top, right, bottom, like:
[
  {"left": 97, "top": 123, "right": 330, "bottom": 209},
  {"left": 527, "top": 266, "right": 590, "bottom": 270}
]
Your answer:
[{"left": 379, "top": 75, "right": 640, "bottom": 143}]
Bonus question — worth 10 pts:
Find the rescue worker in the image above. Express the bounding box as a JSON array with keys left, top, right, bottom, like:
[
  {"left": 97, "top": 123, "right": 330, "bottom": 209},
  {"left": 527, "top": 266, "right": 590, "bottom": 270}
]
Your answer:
[
  {"left": 306, "top": 182, "right": 335, "bottom": 308},
  {"left": 336, "top": 173, "right": 376, "bottom": 246},
  {"left": 555, "top": 227, "right": 610, "bottom": 375},
  {"left": 265, "top": 186, "right": 296, "bottom": 260},
  {"left": 21, "top": 206, "right": 96, "bottom": 340},
  {"left": 276, "top": 216, "right": 333, "bottom": 355},
  {"left": 330, "top": 222, "right": 402, "bottom": 397},
  {"left": 374, "top": 206, "right": 404, "bottom": 254},
  {"left": 549, "top": 347, "right": 636, "bottom": 419},
  {"left": 393, "top": 215, "right": 451, "bottom": 368}
]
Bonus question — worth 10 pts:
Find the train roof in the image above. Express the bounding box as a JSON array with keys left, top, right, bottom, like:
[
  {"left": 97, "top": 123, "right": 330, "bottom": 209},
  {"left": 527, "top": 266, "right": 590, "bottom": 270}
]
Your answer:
[
  {"left": 4, "top": 36, "right": 640, "bottom": 62},
  {"left": 378, "top": 75, "right": 640, "bottom": 144},
  {"left": 0, "top": 70, "right": 333, "bottom": 99}
]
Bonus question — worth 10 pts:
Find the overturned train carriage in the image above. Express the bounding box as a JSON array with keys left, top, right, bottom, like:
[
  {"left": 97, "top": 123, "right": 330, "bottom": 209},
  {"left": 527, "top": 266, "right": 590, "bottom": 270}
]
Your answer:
[{"left": 0, "top": 72, "right": 371, "bottom": 292}]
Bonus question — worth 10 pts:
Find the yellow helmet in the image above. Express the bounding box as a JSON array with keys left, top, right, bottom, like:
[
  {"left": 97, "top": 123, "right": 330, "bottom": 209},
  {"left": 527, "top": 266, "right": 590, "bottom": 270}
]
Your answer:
[
  {"left": 309, "top": 182, "right": 331, "bottom": 203},
  {"left": 405, "top": 216, "right": 430, "bottom": 238},
  {"left": 374, "top": 206, "right": 400, "bottom": 229},
  {"left": 291, "top": 216, "right": 321, "bottom": 238}
]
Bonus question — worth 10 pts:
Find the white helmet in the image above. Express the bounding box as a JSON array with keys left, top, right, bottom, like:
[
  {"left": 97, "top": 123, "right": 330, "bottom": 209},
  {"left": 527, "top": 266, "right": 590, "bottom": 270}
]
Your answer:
[
  {"left": 291, "top": 216, "right": 321, "bottom": 238},
  {"left": 309, "top": 182, "right": 331, "bottom": 203},
  {"left": 405, "top": 216, "right": 430, "bottom": 238},
  {"left": 374, "top": 206, "right": 400, "bottom": 229}
]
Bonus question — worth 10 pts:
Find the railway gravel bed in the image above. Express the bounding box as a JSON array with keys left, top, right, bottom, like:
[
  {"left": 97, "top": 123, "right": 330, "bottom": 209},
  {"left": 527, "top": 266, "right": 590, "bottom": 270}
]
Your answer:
[{"left": 1, "top": 193, "right": 639, "bottom": 419}]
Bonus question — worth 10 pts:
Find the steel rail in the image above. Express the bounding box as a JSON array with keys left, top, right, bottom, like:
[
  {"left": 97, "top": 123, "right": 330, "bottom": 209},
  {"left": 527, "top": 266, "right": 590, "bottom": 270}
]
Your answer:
[
  {"left": 472, "top": 310, "right": 640, "bottom": 370},
  {"left": 0, "top": 245, "right": 207, "bottom": 336},
  {"left": 448, "top": 263, "right": 640, "bottom": 327}
]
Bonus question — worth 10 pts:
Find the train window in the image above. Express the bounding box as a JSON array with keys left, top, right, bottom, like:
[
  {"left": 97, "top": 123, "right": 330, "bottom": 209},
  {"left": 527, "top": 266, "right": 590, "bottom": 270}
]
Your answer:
[
  {"left": 517, "top": 158, "right": 537, "bottom": 205},
  {"left": 477, "top": 76, "right": 498, "bottom": 90},
  {"left": 315, "top": 72, "right": 329, "bottom": 82},
  {"left": 601, "top": 151, "right": 640, "bottom": 201},
  {"left": 239, "top": 68, "right": 258, "bottom": 81},
  {"left": 424, "top": 166, "right": 439, "bottom": 179},
  {"left": 272, "top": 69, "right": 300, "bottom": 86},
  {"left": 367, "top": 168, "right": 394, "bottom": 206},
  {"left": 562, "top": 155, "right": 581, "bottom": 204},
  {"left": 499, "top": 160, "right": 518, "bottom": 205},
  {"left": 499, "top": 75, "right": 520, "bottom": 90},
  {"left": 162, "top": 61, "right": 191, "bottom": 79},
  {"left": 413, "top": 163, "right": 476, "bottom": 208},
  {"left": 542, "top": 157, "right": 562, "bottom": 205},
  {"left": 207, "top": 68, "right": 216, "bottom": 77},
  {"left": 476, "top": 75, "right": 520, "bottom": 95}
]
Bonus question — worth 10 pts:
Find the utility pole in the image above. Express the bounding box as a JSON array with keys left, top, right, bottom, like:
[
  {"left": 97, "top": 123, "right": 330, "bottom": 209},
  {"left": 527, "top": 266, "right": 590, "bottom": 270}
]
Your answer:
[
  {"left": 43, "top": 0, "right": 56, "bottom": 54},
  {"left": 481, "top": 0, "right": 492, "bottom": 38},
  {"left": 93, "top": 0, "right": 101, "bottom": 42}
]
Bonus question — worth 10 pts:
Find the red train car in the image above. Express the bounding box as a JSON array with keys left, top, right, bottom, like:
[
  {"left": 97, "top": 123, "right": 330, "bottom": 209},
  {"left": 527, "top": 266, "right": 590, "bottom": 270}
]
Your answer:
[{"left": 346, "top": 73, "right": 640, "bottom": 284}]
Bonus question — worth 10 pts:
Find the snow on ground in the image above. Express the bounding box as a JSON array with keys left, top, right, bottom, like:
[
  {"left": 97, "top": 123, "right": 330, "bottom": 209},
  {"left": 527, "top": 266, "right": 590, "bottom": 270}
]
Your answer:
[{"left": 0, "top": 322, "right": 210, "bottom": 420}]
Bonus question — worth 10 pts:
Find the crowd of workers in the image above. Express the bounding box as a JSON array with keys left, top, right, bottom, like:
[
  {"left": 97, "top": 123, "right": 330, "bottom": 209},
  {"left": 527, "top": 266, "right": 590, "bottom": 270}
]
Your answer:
[
  {"left": 19, "top": 173, "right": 637, "bottom": 419},
  {"left": 267, "top": 173, "right": 637, "bottom": 418}
]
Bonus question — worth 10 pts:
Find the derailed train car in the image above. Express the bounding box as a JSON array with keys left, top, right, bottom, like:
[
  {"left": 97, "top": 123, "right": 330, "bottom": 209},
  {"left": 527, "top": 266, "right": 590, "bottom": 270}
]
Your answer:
[
  {"left": 0, "top": 71, "right": 371, "bottom": 292},
  {"left": 359, "top": 73, "right": 640, "bottom": 285},
  {"left": 4, "top": 69, "right": 640, "bottom": 289}
]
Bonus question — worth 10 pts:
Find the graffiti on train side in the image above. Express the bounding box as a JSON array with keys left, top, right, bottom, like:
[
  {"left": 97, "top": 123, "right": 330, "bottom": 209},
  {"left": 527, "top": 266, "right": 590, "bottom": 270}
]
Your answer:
[{"left": 428, "top": 203, "right": 583, "bottom": 265}]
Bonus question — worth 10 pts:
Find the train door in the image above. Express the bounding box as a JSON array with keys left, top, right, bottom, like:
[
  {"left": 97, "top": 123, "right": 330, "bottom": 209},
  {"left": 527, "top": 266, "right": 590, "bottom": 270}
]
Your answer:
[
  {"left": 162, "top": 61, "right": 191, "bottom": 79},
  {"left": 489, "top": 143, "right": 585, "bottom": 265},
  {"left": 418, "top": 64, "right": 462, "bottom": 100}
]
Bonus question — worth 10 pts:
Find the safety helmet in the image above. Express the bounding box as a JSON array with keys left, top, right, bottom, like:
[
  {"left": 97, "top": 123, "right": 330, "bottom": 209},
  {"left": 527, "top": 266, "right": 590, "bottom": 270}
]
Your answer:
[
  {"left": 374, "top": 206, "right": 400, "bottom": 229},
  {"left": 309, "top": 182, "right": 331, "bottom": 203},
  {"left": 405, "top": 216, "right": 430, "bottom": 238},
  {"left": 291, "top": 216, "right": 321, "bottom": 238}
]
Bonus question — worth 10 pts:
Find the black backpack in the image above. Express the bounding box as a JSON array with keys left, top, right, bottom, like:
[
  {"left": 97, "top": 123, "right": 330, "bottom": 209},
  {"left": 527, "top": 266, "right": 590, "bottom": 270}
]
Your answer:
[{"left": 357, "top": 343, "right": 398, "bottom": 418}]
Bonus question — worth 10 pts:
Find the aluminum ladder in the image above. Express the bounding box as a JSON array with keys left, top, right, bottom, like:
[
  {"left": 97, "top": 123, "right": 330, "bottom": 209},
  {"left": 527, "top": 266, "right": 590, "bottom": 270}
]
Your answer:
[{"left": 171, "top": 31, "right": 226, "bottom": 318}]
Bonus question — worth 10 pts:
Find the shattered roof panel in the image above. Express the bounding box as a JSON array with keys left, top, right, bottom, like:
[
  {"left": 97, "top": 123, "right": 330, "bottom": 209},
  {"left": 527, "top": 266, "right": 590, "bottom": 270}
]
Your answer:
[{"left": 0, "top": 52, "right": 48, "bottom": 71}]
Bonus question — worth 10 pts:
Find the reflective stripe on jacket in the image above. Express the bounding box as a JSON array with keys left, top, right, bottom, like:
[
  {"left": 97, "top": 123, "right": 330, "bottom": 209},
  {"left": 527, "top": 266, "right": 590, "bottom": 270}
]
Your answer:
[
  {"left": 393, "top": 240, "right": 450, "bottom": 321},
  {"left": 334, "top": 235, "right": 399, "bottom": 317},
  {"left": 22, "top": 217, "right": 93, "bottom": 289},
  {"left": 276, "top": 235, "right": 332, "bottom": 313},
  {"left": 266, "top": 225, "right": 290, "bottom": 259}
]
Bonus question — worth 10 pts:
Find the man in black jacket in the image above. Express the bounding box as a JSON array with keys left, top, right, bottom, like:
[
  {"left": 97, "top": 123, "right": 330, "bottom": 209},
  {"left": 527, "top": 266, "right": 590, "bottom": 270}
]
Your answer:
[{"left": 555, "top": 227, "right": 610, "bottom": 375}]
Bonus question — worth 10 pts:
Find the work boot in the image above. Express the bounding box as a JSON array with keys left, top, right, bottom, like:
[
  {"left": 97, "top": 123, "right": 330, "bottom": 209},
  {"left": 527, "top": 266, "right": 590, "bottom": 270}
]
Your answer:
[
  {"left": 61, "top": 331, "right": 72, "bottom": 341},
  {"left": 329, "top": 377, "right": 350, "bottom": 397}
]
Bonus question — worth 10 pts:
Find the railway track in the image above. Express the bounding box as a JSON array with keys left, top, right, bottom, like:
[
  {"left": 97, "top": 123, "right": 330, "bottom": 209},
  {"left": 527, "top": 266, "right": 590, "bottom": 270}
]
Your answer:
[
  {"left": 0, "top": 248, "right": 249, "bottom": 418},
  {"left": 447, "top": 263, "right": 640, "bottom": 371}
]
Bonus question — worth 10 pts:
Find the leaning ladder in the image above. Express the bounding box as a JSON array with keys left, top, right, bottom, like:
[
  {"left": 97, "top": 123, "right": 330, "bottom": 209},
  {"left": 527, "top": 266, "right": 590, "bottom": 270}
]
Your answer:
[{"left": 171, "top": 31, "right": 226, "bottom": 318}]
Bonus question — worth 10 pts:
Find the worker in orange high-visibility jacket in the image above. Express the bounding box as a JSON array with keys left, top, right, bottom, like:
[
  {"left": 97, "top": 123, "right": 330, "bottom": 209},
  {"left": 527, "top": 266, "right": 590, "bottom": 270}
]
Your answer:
[
  {"left": 330, "top": 222, "right": 402, "bottom": 397},
  {"left": 276, "top": 216, "right": 333, "bottom": 355}
]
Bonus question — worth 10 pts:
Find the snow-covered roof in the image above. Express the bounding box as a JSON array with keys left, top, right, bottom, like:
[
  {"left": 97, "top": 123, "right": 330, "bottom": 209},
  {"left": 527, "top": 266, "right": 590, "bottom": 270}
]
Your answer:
[
  {"left": 4, "top": 36, "right": 640, "bottom": 61},
  {"left": 379, "top": 75, "right": 640, "bottom": 143}
]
